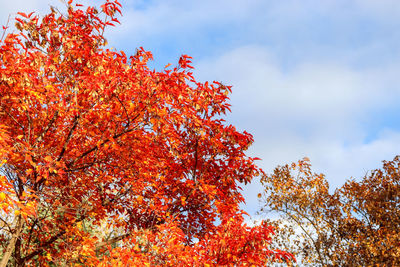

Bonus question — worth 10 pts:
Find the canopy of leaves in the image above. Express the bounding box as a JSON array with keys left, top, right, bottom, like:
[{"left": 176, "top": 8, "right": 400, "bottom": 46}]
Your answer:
[
  {"left": 0, "top": 0, "right": 293, "bottom": 265},
  {"left": 259, "top": 156, "right": 400, "bottom": 266}
]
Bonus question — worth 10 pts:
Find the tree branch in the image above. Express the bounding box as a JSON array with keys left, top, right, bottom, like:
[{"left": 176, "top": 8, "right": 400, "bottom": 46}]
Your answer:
[
  {"left": 95, "top": 233, "right": 130, "bottom": 251},
  {"left": 0, "top": 215, "right": 24, "bottom": 267},
  {"left": 34, "top": 110, "right": 59, "bottom": 145},
  {"left": 57, "top": 113, "right": 80, "bottom": 161}
]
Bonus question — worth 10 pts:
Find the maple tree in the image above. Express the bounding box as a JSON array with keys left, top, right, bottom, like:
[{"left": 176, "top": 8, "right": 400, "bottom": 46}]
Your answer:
[
  {"left": 0, "top": 0, "right": 294, "bottom": 265},
  {"left": 259, "top": 156, "right": 400, "bottom": 266}
]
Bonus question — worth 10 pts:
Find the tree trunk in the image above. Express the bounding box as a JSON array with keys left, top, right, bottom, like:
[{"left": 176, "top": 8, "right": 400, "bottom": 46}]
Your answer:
[{"left": 0, "top": 216, "right": 23, "bottom": 267}]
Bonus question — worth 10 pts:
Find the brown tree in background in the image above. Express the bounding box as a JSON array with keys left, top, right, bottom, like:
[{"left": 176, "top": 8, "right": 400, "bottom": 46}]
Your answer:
[{"left": 259, "top": 156, "right": 400, "bottom": 266}]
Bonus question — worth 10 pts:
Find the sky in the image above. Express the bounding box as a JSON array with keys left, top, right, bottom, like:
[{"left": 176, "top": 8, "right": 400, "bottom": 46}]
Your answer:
[{"left": 1, "top": 0, "right": 400, "bottom": 217}]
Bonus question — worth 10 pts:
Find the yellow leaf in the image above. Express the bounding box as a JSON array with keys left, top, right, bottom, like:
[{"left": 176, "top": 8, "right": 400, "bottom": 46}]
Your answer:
[{"left": 0, "top": 192, "right": 6, "bottom": 202}]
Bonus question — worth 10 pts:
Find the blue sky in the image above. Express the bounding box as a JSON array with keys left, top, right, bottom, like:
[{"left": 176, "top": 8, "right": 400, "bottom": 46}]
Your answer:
[{"left": 2, "top": 0, "right": 400, "bottom": 217}]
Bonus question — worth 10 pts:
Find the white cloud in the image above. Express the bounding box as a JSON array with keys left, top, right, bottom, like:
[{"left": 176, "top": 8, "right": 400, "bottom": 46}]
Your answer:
[
  {"left": 195, "top": 45, "right": 399, "bottom": 134},
  {"left": 194, "top": 45, "right": 400, "bottom": 215},
  {"left": 106, "top": 0, "right": 263, "bottom": 42}
]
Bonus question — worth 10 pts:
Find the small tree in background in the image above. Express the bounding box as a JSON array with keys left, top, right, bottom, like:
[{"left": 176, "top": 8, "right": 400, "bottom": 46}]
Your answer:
[
  {"left": 0, "top": 0, "right": 294, "bottom": 265},
  {"left": 259, "top": 156, "right": 400, "bottom": 266}
]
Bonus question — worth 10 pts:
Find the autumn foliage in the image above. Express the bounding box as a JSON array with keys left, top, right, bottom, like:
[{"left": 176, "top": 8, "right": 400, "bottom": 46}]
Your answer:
[
  {"left": 259, "top": 157, "right": 400, "bottom": 266},
  {"left": 0, "top": 0, "right": 294, "bottom": 265}
]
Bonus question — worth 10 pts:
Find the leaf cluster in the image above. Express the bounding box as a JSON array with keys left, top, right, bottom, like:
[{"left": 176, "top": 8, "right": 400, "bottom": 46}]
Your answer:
[{"left": 0, "top": 1, "right": 294, "bottom": 266}]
